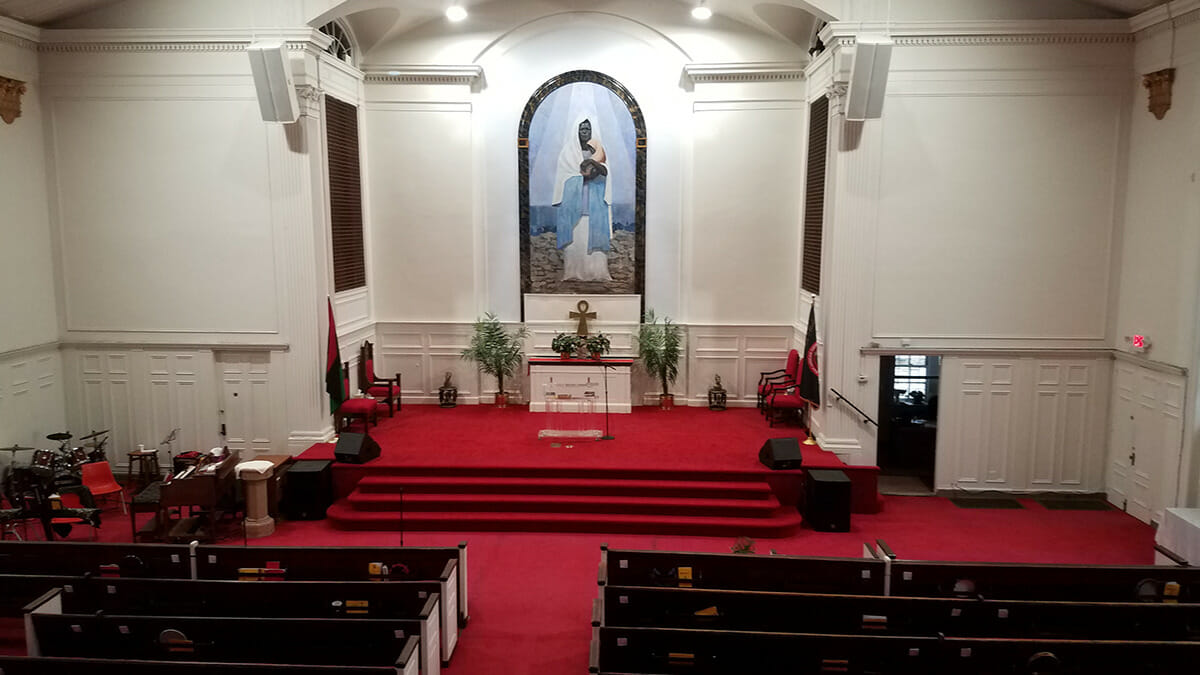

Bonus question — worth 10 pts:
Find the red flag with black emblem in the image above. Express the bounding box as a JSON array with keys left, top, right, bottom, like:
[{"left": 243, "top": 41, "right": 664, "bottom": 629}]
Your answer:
[
  {"left": 325, "top": 298, "right": 346, "bottom": 415},
  {"left": 798, "top": 305, "right": 820, "bottom": 406}
]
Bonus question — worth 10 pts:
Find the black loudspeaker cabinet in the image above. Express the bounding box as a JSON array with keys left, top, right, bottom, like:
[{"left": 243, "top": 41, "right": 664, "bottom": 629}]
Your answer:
[
  {"left": 759, "top": 437, "right": 803, "bottom": 470},
  {"left": 804, "top": 469, "right": 852, "bottom": 532},
  {"left": 334, "top": 432, "right": 381, "bottom": 464},
  {"left": 280, "top": 460, "right": 333, "bottom": 521}
]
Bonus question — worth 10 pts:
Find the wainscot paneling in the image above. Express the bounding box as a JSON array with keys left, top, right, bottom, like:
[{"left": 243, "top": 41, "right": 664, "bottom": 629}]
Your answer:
[
  {"left": 376, "top": 322, "right": 792, "bottom": 408},
  {"left": 687, "top": 326, "right": 793, "bottom": 407},
  {"left": 0, "top": 345, "right": 66, "bottom": 450},
  {"left": 937, "top": 355, "right": 1110, "bottom": 494},
  {"left": 64, "top": 348, "right": 223, "bottom": 469}
]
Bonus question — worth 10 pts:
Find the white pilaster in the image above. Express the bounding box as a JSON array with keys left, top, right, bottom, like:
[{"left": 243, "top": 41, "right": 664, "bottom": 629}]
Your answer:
[
  {"left": 811, "top": 73, "right": 883, "bottom": 466},
  {"left": 274, "top": 82, "right": 336, "bottom": 450}
]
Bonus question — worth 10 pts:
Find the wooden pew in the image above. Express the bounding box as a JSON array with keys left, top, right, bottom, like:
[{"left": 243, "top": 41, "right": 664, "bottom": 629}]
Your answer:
[
  {"left": 589, "top": 625, "right": 939, "bottom": 674},
  {"left": 889, "top": 559, "right": 1200, "bottom": 602},
  {"left": 66, "top": 576, "right": 459, "bottom": 665},
  {"left": 26, "top": 589, "right": 440, "bottom": 675},
  {"left": 0, "top": 574, "right": 91, "bottom": 617},
  {"left": 595, "top": 584, "right": 1200, "bottom": 641},
  {"left": 0, "top": 541, "right": 192, "bottom": 577},
  {"left": 940, "top": 636, "right": 1200, "bottom": 675},
  {"left": 195, "top": 543, "right": 469, "bottom": 626},
  {"left": 599, "top": 546, "right": 885, "bottom": 595},
  {"left": 0, "top": 650, "right": 418, "bottom": 675}
]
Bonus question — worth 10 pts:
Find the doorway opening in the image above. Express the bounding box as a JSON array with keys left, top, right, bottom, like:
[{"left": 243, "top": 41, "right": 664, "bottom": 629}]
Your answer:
[{"left": 876, "top": 355, "right": 941, "bottom": 496}]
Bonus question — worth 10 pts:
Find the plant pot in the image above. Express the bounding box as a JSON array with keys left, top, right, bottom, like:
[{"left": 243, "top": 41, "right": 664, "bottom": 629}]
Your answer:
[
  {"left": 659, "top": 393, "right": 674, "bottom": 410},
  {"left": 495, "top": 392, "right": 509, "bottom": 408},
  {"left": 559, "top": 352, "right": 571, "bottom": 360}
]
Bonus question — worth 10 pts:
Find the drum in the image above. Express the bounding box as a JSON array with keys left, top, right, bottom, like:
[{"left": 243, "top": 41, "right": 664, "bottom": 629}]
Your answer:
[
  {"left": 70, "top": 447, "right": 89, "bottom": 467},
  {"left": 31, "top": 449, "right": 56, "bottom": 477}
]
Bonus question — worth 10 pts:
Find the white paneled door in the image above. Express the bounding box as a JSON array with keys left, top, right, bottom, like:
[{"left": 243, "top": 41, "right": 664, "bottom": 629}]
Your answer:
[
  {"left": 1106, "top": 362, "right": 1186, "bottom": 525},
  {"left": 216, "top": 352, "right": 275, "bottom": 455}
]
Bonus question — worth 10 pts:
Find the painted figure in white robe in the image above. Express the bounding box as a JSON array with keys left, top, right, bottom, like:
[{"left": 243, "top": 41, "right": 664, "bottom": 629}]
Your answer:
[{"left": 553, "top": 115, "right": 613, "bottom": 281}]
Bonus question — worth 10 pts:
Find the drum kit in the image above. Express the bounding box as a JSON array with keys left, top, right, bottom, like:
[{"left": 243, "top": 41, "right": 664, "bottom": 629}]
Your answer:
[{"left": 2, "top": 429, "right": 110, "bottom": 537}]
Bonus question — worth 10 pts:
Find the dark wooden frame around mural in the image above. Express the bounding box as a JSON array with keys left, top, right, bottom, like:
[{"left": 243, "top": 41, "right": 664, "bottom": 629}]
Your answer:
[{"left": 517, "top": 70, "right": 647, "bottom": 320}]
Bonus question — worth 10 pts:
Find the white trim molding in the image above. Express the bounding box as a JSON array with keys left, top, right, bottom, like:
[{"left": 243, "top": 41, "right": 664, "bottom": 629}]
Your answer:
[
  {"left": 362, "top": 65, "right": 484, "bottom": 86},
  {"left": 1131, "top": 0, "right": 1200, "bottom": 35},
  {"left": 35, "top": 27, "right": 331, "bottom": 53},
  {"left": 0, "top": 15, "right": 39, "bottom": 49},
  {"left": 682, "top": 62, "right": 807, "bottom": 84},
  {"left": 820, "top": 20, "right": 1134, "bottom": 47}
]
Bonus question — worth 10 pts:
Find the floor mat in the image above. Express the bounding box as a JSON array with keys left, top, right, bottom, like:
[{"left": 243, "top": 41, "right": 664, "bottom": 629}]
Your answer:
[
  {"left": 1037, "top": 499, "right": 1113, "bottom": 511},
  {"left": 949, "top": 497, "right": 1024, "bottom": 509}
]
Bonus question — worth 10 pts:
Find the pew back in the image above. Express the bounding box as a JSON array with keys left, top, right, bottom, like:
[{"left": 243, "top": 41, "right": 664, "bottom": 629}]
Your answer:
[
  {"left": 598, "top": 584, "right": 1200, "bottom": 641},
  {"left": 0, "top": 542, "right": 191, "bottom": 577},
  {"left": 600, "top": 547, "right": 884, "bottom": 595},
  {"left": 0, "top": 648, "right": 418, "bottom": 675},
  {"left": 890, "top": 560, "right": 1200, "bottom": 602}
]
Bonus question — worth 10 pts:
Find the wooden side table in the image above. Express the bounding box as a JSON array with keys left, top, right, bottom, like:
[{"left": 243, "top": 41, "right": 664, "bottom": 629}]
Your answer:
[{"left": 127, "top": 450, "right": 161, "bottom": 492}]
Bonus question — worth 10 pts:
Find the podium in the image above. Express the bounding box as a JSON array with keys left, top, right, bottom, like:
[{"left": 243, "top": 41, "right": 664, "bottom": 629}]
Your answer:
[{"left": 538, "top": 381, "right": 602, "bottom": 440}]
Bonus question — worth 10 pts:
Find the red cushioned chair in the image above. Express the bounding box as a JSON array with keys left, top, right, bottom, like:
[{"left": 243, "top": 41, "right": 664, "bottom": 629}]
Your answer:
[
  {"left": 337, "top": 361, "right": 379, "bottom": 432},
  {"left": 764, "top": 385, "right": 807, "bottom": 427},
  {"left": 359, "top": 340, "right": 400, "bottom": 416},
  {"left": 758, "top": 349, "right": 800, "bottom": 413}
]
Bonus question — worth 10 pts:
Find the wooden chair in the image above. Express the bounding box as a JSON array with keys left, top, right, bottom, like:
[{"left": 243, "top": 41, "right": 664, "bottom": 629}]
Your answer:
[
  {"left": 359, "top": 340, "right": 401, "bottom": 416},
  {"left": 337, "top": 361, "right": 379, "bottom": 432},
  {"left": 757, "top": 349, "right": 799, "bottom": 412}
]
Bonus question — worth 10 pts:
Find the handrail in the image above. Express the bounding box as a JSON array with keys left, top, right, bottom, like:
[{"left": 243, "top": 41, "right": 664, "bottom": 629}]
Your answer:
[{"left": 829, "top": 387, "right": 878, "bottom": 427}]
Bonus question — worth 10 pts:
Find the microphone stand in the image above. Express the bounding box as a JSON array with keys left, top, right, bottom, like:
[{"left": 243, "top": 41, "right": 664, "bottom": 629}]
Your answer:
[{"left": 599, "top": 361, "right": 615, "bottom": 441}]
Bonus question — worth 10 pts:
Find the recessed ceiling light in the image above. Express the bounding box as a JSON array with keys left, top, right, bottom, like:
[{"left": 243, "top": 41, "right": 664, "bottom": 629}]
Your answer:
[
  {"left": 692, "top": 2, "right": 712, "bottom": 20},
  {"left": 446, "top": 5, "right": 467, "bottom": 22},
  {"left": 387, "top": 70, "right": 401, "bottom": 76}
]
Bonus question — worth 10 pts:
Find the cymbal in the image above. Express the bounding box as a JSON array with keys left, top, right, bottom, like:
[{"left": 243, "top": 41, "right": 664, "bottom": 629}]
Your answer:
[
  {"left": 2, "top": 445, "right": 35, "bottom": 452},
  {"left": 79, "top": 429, "right": 110, "bottom": 440},
  {"left": 46, "top": 432, "right": 73, "bottom": 441}
]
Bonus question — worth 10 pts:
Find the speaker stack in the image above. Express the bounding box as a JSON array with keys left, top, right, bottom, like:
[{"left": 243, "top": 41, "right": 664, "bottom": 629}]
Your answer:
[
  {"left": 280, "top": 460, "right": 333, "bottom": 521},
  {"left": 804, "top": 469, "right": 852, "bottom": 532}
]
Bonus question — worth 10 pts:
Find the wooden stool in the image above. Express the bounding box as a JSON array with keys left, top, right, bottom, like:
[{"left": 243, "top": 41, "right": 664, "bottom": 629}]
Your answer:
[{"left": 127, "top": 450, "right": 161, "bottom": 491}]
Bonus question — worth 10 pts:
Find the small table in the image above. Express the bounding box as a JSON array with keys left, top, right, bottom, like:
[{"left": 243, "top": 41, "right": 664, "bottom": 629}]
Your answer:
[
  {"left": 127, "top": 450, "right": 161, "bottom": 491},
  {"left": 1156, "top": 508, "right": 1200, "bottom": 565}
]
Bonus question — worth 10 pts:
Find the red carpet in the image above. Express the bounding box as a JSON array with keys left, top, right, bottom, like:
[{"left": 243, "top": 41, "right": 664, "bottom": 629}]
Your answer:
[
  {"left": 303, "top": 405, "right": 865, "bottom": 536},
  {"left": 0, "top": 405, "right": 1158, "bottom": 675}
]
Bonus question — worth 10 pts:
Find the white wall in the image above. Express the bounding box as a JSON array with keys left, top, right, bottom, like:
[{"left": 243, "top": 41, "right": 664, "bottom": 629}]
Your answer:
[
  {"left": 1114, "top": 14, "right": 1200, "bottom": 369},
  {"left": 41, "top": 53, "right": 280, "bottom": 338},
  {"left": 0, "top": 22, "right": 67, "bottom": 447},
  {"left": 0, "top": 27, "right": 59, "bottom": 354},
  {"left": 873, "top": 44, "right": 1127, "bottom": 346}
]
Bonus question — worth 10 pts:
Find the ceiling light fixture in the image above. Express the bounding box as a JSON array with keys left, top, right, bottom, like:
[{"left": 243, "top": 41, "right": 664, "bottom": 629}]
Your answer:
[
  {"left": 691, "top": 1, "right": 712, "bottom": 20},
  {"left": 446, "top": 4, "right": 467, "bottom": 22}
]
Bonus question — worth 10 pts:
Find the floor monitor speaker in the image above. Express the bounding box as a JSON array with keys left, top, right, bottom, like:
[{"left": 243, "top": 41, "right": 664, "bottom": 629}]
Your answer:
[
  {"left": 759, "top": 437, "right": 803, "bottom": 470},
  {"left": 335, "top": 432, "right": 381, "bottom": 464},
  {"left": 805, "top": 469, "right": 852, "bottom": 532},
  {"left": 280, "top": 459, "right": 332, "bottom": 521},
  {"left": 247, "top": 41, "right": 299, "bottom": 122}
]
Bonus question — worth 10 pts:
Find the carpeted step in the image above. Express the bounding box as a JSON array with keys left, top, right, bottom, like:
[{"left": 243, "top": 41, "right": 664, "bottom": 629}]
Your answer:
[
  {"left": 345, "top": 491, "right": 782, "bottom": 517},
  {"left": 354, "top": 475, "right": 773, "bottom": 499},
  {"left": 326, "top": 502, "right": 804, "bottom": 538}
]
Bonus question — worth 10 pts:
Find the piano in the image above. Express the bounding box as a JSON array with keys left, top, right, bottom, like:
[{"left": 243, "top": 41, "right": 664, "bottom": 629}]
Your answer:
[{"left": 134, "top": 449, "right": 241, "bottom": 543}]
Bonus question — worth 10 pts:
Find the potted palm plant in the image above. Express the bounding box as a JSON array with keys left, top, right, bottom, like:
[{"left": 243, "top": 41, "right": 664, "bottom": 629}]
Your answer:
[
  {"left": 461, "top": 312, "right": 529, "bottom": 407},
  {"left": 584, "top": 332, "right": 611, "bottom": 359},
  {"left": 551, "top": 333, "right": 582, "bottom": 359},
  {"left": 635, "top": 310, "right": 683, "bottom": 409}
]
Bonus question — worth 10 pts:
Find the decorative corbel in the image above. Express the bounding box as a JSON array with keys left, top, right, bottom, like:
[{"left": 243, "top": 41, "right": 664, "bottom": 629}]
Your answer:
[
  {"left": 0, "top": 76, "right": 27, "bottom": 125},
  {"left": 826, "top": 82, "right": 849, "bottom": 116},
  {"left": 296, "top": 84, "right": 323, "bottom": 118},
  {"left": 1143, "top": 68, "right": 1175, "bottom": 120}
]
